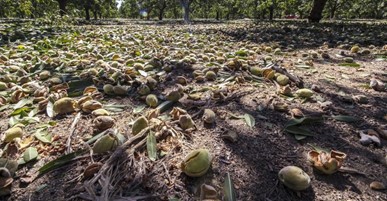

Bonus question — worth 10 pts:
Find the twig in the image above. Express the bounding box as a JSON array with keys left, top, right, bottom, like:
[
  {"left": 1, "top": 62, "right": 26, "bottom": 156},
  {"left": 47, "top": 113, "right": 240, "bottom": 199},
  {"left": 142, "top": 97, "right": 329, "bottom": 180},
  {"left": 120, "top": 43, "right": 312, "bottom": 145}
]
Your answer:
[
  {"left": 66, "top": 112, "right": 82, "bottom": 154},
  {"left": 267, "top": 63, "right": 304, "bottom": 88}
]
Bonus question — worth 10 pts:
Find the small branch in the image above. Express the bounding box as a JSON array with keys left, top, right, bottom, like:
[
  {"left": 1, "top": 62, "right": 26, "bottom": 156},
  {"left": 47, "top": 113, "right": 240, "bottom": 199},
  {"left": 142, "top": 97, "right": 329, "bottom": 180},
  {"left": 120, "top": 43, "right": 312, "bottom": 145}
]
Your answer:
[{"left": 66, "top": 112, "right": 82, "bottom": 154}]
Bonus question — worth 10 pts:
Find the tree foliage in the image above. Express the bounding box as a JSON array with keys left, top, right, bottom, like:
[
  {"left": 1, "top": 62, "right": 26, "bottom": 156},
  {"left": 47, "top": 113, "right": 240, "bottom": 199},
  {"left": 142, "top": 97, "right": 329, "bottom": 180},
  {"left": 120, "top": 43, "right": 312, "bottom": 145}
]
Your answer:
[{"left": 0, "top": 0, "right": 385, "bottom": 21}]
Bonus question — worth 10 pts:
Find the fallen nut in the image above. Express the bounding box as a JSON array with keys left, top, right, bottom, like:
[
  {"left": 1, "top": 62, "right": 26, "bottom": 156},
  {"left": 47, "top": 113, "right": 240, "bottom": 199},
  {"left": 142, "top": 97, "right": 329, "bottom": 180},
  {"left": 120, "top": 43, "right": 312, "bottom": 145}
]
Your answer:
[
  {"left": 53, "top": 97, "right": 78, "bottom": 115},
  {"left": 146, "top": 94, "right": 158, "bottom": 107},
  {"left": 132, "top": 116, "right": 148, "bottom": 135},
  {"left": 179, "top": 114, "right": 195, "bottom": 130},
  {"left": 92, "top": 133, "right": 118, "bottom": 154},
  {"left": 93, "top": 116, "right": 114, "bottom": 132},
  {"left": 202, "top": 109, "right": 216, "bottom": 124},
  {"left": 3, "top": 127, "right": 23, "bottom": 143},
  {"left": 181, "top": 149, "right": 212, "bottom": 177},
  {"left": 370, "top": 181, "right": 386, "bottom": 191},
  {"left": 278, "top": 166, "right": 310, "bottom": 191},
  {"left": 200, "top": 184, "right": 218, "bottom": 200}
]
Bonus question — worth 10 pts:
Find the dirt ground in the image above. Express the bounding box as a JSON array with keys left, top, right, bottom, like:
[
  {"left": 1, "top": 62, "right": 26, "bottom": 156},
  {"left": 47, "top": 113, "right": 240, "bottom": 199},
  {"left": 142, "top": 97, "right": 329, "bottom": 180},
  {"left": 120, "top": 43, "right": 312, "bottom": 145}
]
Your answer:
[{"left": 0, "top": 20, "right": 386, "bottom": 201}]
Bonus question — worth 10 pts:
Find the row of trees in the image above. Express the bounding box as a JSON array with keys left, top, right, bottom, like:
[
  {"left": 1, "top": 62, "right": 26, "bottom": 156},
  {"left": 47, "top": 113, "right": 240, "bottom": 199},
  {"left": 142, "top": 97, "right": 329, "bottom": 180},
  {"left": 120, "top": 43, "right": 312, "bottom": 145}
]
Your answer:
[{"left": 0, "top": 0, "right": 385, "bottom": 22}]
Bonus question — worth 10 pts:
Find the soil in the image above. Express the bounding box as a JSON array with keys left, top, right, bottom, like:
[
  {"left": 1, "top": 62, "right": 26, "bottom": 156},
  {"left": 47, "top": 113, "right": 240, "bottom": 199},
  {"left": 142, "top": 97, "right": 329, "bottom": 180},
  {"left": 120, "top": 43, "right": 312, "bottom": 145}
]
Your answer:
[{"left": 0, "top": 19, "right": 386, "bottom": 201}]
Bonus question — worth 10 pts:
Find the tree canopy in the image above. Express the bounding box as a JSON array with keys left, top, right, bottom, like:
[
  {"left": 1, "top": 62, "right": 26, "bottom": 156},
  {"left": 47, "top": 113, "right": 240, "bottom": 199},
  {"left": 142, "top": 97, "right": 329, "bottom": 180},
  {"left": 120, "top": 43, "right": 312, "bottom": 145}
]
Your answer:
[{"left": 0, "top": 0, "right": 385, "bottom": 22}]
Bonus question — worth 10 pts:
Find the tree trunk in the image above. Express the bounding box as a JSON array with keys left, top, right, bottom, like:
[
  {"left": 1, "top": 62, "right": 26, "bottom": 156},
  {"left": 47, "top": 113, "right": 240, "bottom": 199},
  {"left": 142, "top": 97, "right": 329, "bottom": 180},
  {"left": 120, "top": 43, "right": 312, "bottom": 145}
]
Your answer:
[
  {"left": 180, "top": 0, "right": 190, "bottom": 22},
  {"left": 93, "top": 11, "right": 97, "bottom": 20},
  {"left": 269, "top": 4, "right": 274, "bottom": 20},
  {"left": 85, "top": 6, "right": 90, "bottom": 20},
  {"left": 158, "top": 0, "right": 166, "bottom": 21},
  {"left": 57, "top": 0, "right": 67, "bottom": 16},
  {"left": 308, "top": 0, "right": 328, "bottom": 22},
  {"left": 216, "top": 10, "right": 220, "bottom": 20}
]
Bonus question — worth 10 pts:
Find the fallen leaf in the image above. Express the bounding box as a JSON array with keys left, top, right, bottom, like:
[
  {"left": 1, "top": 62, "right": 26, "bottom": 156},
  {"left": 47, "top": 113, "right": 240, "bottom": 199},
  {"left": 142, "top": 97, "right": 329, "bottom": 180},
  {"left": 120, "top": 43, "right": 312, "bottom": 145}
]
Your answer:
[
  {"left": 224, "top": 172, "right": 236, "bottom": 201},
  {"left": 244, "top": 113, "right": 255, "bottom": 128},
  {"left": 146, "top": 131, "right": 157, "bottom": 161}
]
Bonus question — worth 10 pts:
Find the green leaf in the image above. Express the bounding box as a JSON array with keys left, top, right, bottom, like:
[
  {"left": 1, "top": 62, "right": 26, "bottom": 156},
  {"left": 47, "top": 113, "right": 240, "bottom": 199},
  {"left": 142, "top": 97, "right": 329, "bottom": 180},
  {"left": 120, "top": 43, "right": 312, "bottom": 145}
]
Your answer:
[
  {"left": 13, "top": 98, "right": 33, "bottom": 110},
  {"left": 34, "top": 128, "right": 52, "bottom": 144},
  {"left": 23, "top": 147, "right": 38, "bottom": 163},
  {"left": 39, "top": 150, "right": 86, "bottom": 175},
  {"left": 85, "top": 130, "right": 109, "bottom": 144},
  {"left": 244, "top": 113, "right": 255, "bottom": 128},
  {"left": 146, "top": 131, "right": 157, "bottom": 161},
  {"left": 133, "top": 105, "right": 146, "bottom": 114},
  {"left": 294, "top": 135, "right": 307, "bottom": 140},
  {"left": 285, "top": 116, "right": 323, "bottom": 127},
  {"left": 285, "top": 126, "right": 314, "bottom": 137},
  {"left": 338, "top": 63, "right": 361, "bottom": 68},
  {"left": 224, "top": 172, "right": 237, "bottom": 201},
  {"left": 10, "top": 107, "right": 32, "bottom": 116},
  {"left": 103, "top": 104, "right": 128, "bottom": 112},
  {"left": 331, "top": 115, "right": 358, "bottom": 122}
]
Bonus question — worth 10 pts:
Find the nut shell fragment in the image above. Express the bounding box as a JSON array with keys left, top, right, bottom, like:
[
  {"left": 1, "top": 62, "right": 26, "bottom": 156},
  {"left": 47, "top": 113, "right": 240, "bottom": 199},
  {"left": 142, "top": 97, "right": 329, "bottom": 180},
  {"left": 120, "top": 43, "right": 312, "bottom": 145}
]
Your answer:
[{"left": 307, "top": 150, "right": 346, "bottom": 174}]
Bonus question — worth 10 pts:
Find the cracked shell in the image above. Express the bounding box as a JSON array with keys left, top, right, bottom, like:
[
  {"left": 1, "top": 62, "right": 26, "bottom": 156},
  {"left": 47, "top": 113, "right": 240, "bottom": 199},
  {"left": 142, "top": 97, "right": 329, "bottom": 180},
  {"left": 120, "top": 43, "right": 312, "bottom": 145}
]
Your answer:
[
  {"left": 278, "top": 166, "right": 310, "bottom": 191},
  {"left": 181, "top": 149, "right": 212, "bottom": 177},
  {"left": 82, "top": 100, "right": 103, "bottom": 113},
  {"left": 93, "top": 116, "right": 114, "bottom": 132}
]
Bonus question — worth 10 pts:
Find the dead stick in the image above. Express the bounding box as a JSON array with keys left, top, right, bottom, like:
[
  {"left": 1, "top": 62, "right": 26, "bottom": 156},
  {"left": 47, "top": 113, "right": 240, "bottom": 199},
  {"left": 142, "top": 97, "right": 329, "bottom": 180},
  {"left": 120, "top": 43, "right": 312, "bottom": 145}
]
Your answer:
[
  {"left": 66, "top": 112, "right": 81, "bottom": 154},
  {"left": 269, "top": 64, "right": 304, "bottom": 88}
]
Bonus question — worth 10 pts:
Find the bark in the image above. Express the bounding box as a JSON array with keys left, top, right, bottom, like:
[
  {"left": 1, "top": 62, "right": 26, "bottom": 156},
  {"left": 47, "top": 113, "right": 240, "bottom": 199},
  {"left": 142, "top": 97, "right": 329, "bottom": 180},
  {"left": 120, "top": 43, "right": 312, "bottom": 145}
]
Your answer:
[
  {"left": 180, "top": 0, "right": 191, "bottom": 22},
  {"left": 216, "top": 10, "right": 220, "bottom": 20},
  {"left": 85, "top": 6, "right": 91, "bottom": 20},
  {"left": 269, "top": 4, "right": 274, "bottom": 20},
  {"left": 308, "top": 0, "right": 328, "bottom": 22},
  {"left": 57, "top": 0, "right": 67, "bottom": 16},
  {"left": 93, "top": 11, "right": 97, "bottom": 20},
  {"left": 329, "top": 0, "right": 338, "bottom": 19},
  {"left": 158, "top": 0, "right": 166, "bottom": 21}
]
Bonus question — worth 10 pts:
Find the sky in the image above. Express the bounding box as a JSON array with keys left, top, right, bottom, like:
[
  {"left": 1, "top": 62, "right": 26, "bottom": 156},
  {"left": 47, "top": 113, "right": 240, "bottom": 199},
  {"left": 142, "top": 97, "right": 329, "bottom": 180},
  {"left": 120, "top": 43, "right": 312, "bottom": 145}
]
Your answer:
[{"left": 117, "top": 0, "right": 123, "bottom": 8}]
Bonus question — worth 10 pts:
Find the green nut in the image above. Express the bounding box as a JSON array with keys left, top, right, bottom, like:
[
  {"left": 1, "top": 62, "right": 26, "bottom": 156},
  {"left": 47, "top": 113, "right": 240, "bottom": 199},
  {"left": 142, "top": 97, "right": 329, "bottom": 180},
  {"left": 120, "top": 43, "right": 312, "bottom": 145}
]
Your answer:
[
  {"left": 39, "top": 70, "right": 51, "bottom": 80},
  {"left": 113, "top": 85, "right": 128, "bottom": 95},
  {"left": 278, "top": 166, "right": 310, "bottom": 191},
  {"left": 92, "top": 134, "right": 118, "bottom": 154},
  {"left": 295, "top": 89, "right": 314, "bottom": 99},
  {"left": 179, "top": 114, "right": 195, "bottom": 130},
  {"left": 92, "top": 109, "right": 110, "bottom": 117},
  {"left": 146, "top": 94, "right": 158, "bottom": 107},
  {"left": 181, "top": 149, "right": 212, "bottom": 177},
  {"left": 0, "top": 82, "right": 8, "bottom": 91},
  {"left": 276, "top": 75, "right": 289, "bottom": 86},
  {"left": 351, "top": 45, "right": 360, "bottom": 53},
  {"left": 53, "top": 97, "right": 78, "bottom": 115},
  {"left": 250, "top": 67, "right": 263, "bottom": 76},
  {"left": 137, "top": 84, "right": 150, "bottom": 96},
  {"left": 4, "top": 127, "right": 23, "bottom": 142},
  {"left": 103, "top": 84, "right": 115, "bottom": 95},
  {"left": 205, "top": 71, "right": 217, "bottom": 81},
  {"left": 132, "top": 116, "right": 148, "bottom": 135},
  {"left": 166, "top": 90, "right": 182, "bottom": 102}
]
